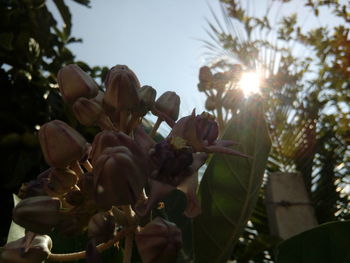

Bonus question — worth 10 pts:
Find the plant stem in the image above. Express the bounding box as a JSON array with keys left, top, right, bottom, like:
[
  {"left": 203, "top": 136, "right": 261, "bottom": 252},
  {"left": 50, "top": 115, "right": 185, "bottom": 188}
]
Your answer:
[
  {"left": 122, "top": 205, "right": 134, "bottom": 263},
  {"left": 48, "top": 229, "right": 126, "bottom": 262},
  {"left": 123, "top": 233, "right": 133, "bottom": 263},
  {"left": 149, "top": 117, "right": 162, "bottom": 137}
]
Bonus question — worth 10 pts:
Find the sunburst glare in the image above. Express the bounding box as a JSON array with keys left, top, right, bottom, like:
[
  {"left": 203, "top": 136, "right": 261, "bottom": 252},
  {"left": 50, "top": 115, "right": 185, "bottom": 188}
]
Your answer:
[{"left": 238, "top": 71, "right": 261, "bottom": 96}]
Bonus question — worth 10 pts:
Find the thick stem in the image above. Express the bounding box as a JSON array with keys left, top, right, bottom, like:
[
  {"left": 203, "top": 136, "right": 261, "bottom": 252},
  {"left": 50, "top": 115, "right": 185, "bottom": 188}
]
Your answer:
[
  {"left": 48, "top": 229, "right": 126, "bottom": 262},
  {"left": 149, "top": 117, "right": 162, "bottom": 137},
  {"left": 122, "top": 205, "right": 134, "bottom": 263},
  {"left": 123, "top": 234, "right": 133, "bottom": 263}
]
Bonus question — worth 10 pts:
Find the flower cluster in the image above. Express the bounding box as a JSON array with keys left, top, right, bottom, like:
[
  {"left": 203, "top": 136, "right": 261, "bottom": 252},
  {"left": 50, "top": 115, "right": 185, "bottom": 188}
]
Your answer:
[{"left": 2, "top": 64, "right": 246, "bottom": 263}]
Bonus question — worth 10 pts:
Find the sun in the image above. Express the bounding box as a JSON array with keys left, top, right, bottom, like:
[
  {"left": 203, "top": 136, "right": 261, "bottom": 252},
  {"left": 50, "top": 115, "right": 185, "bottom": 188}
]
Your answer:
[{"left": 238, "top": 71, "right": 261, "bottom": 96}]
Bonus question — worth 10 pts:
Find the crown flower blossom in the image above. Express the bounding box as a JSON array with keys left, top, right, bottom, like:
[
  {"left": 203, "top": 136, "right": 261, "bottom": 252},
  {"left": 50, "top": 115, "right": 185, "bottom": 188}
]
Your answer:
[
  {"left": 8, "top": 62, "right": 255, "bottom": 263},
  {"left": 170, "top": 110, "right": 248, "bottom": 157}
]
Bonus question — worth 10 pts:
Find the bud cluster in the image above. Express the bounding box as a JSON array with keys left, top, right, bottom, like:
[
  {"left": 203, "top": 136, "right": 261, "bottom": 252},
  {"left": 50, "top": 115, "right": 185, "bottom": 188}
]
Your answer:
[
  {"left": 4, "top": 64, "right": 247, "bottom": 263},
  {"left": 197, "top": 64, "right": 245, "bottom": 131}
]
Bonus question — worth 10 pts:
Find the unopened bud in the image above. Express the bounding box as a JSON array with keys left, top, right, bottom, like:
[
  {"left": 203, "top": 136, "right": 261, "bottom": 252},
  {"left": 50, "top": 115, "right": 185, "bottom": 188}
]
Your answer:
[
  {"left": 57, "top": 64, "right": 99, "bottom": 104},
  {"left": 88, "top": 212, "right": 115, "bottom": 244},
  {"left": 72, "top": 97, "right": 103, "bottom": 126},
  {"left": 18, "top": 169, "right": 51, "bottom": 199},
  {"left": 135, "top": 217, "right": 182, "bottom": 263},
  {"left": 135, "top": 85, "right": 157, "bottom": 116},
  {"left": 13, "top": 196, "right": 61, "bottom": 234},
  {"left": 1, "top": 234, "right": 52, "bottom": 263},
  {"left": 48, "top": 168, "right": 78, "bottom": 195},
  {"left": 212, "top": 72, "right": 228, "bottom": 90},
  {"left": 93, "top": 146, "right": 146, "bottom": 208},
  {"left": 90, "top": 130, "right": 122, "bottom": 166},
  {"left": 199, "top": 66, "right": 213, "bottom": 83},
  {"left": 154, "top": 91, "right": 180, "bottom": 121},
  {"left": 39, "top": 120, "right": 87, "bottom": 168},
  {"left": 205, "top": 95, "right": 216, "bottom": 111},
  {"left": 103, "top": 65, "right": 140, "bottom": 113}
]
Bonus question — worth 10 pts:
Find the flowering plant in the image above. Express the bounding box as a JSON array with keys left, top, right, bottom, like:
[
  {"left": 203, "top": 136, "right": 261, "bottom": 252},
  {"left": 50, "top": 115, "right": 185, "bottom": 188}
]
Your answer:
[{"left": 1, "top": 64, "right": 270, "bottom": 263}]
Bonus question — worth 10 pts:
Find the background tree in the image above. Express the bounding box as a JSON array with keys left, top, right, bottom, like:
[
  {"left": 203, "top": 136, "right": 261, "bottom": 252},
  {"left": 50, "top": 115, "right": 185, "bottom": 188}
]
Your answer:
[
  {"left": 0, "top": 0, "right": 108, "bottom": 245},
  {"left": 200, "top": 0, "right": 349, "bottom": 261}
]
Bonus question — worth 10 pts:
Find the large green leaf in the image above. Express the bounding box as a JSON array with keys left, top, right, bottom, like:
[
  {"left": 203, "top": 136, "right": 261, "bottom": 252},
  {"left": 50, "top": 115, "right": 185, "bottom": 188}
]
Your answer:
[
  {"left": 276, "top": 221, "right": 350, "bottom": 263},
  {"left": 193, "top": 98, "right": 271, "bottom": 263}
]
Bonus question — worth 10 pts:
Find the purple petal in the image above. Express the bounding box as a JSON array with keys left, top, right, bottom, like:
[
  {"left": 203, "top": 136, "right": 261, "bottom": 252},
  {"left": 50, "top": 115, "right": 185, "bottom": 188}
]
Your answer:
[{"left": 177, "top": 173, "right": 201, "bottom": 218}]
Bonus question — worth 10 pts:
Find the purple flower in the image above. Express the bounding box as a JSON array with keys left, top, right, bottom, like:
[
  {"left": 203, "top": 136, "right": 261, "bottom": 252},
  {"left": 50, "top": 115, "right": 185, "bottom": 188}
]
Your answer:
[{"left": 170, "top": 110, "right": 249, "bottom": 157}]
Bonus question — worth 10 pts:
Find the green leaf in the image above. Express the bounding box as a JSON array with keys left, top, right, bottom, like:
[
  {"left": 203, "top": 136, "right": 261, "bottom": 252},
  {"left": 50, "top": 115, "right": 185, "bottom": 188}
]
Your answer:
[
  {"left": 53, "top": 0, "right": 72, "bottom": 36},
  {"left": 276, "top": 221, "right": 350, "bottom": 263},
  {"left": 193, "top": 98, "right": 271, "bottom": 263},
  {"left": 6, "top": 195, "right": 25, "bottom": 243}
]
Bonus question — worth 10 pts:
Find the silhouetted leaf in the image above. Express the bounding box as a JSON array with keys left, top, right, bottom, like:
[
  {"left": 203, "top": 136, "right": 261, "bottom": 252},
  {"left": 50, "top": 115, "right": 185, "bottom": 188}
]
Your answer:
[
  {"left": 193, "top": 98, "right": 271, "bottom": 263},
  {"left": 276, "top": 221, "right": 350, "bottom": 263}
]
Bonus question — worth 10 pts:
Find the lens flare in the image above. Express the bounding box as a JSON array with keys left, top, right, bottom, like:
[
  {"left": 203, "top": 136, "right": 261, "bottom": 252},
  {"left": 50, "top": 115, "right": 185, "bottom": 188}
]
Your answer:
[{"left": 238, "top": 71, "right": 261, "bottom": 96}]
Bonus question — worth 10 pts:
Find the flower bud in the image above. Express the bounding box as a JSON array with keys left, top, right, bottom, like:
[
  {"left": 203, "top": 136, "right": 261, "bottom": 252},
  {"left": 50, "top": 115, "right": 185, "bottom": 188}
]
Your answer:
[
  {"left": 48, "top": 168, "right": 78, "bottom": 195},
  {"left": 18, "top": 169, "right": 51, "bottom": 199},
  {"left": 103, "top": 65, "right": 140, "bottom": 112},
  {"left": 199, "top": 66, "right": 213, "bottom": 83},
  {"left": 90, "top": 130, "right": 122, "bottom": 166},
  {"left": 135, "top": 217, "right": 182, "bottom": 263},
  {"left": 93, "top": 146, "right": 146, "bottom": 208},
  {"left": 212, "top": 72, "right": 228, "bottom": 90},
  {"left": 91, "top": 130, "right": 150, "bottom": 174},
  {"left": 57, "top": 64, "right": 99, "bottom": 104},
  {"left": 154, "top": 91, "right": 180, "bottom": 121},
  {"left": 13, "top": 196, "right": 61, "bottom": 234},
  {"left": 39, "top": 120, "right": 88, "bottom": 168},
  {"left": 205, "top": 95, "right": 216, "bottom": 111},
  {"left": 88, "top": 212, "right": 115, "bottom": 244},
  {"left": 1, "top": 234, "right": 52, "bottom": 263},
  {"left": 72, "top": 97, "right": 103, "bottom": 126},
  {"left": 135, "top": 85, "right": 157, "bottom": 116}
]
